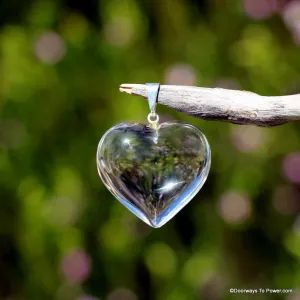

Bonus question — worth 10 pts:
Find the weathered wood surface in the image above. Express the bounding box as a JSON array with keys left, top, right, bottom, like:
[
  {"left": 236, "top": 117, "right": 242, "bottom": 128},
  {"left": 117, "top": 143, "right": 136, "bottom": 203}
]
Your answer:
[{"left": 120, "top": 84, "right": 300, "bottom": 126}]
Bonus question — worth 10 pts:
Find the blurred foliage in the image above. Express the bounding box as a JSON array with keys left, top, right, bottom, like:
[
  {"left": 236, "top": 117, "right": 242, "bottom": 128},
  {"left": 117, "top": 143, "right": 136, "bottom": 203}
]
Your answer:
[{"left": 0, "top": 0, "right": 300, "bottom": 299}]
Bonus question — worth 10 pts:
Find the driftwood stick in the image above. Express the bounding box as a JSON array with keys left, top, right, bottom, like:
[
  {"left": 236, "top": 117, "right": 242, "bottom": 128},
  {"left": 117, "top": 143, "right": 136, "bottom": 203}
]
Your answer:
[{"left": 119, "top": 84, "right": 300, "bottom": 126}]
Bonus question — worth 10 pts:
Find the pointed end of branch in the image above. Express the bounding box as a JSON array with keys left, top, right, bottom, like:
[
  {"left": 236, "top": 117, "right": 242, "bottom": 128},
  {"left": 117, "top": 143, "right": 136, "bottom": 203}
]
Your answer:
[
  {"left": 119, "top": 84, "right": 134, "bottom": 94},
  {"left": 119, "top": 84, "right": 146, "bottom": 96}
]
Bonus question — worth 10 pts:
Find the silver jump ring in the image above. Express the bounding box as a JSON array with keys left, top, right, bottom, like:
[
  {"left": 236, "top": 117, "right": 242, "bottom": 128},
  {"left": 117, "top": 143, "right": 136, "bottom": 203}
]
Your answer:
[
  {"left": 146, "top": 83, "right": 160, "bottom": 127},
  {"left": 147, "top": 112, "right": 159, "bottom": 124}
]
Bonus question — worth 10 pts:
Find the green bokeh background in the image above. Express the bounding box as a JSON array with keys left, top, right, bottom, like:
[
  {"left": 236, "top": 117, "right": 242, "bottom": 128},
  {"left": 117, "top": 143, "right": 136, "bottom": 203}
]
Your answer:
[{"left": 1, "top": 0, "right": 300, "bottom": 299}]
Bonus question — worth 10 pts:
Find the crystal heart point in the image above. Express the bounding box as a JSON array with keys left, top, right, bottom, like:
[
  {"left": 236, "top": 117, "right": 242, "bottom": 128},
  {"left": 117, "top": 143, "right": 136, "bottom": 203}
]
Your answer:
[{"left": 97, "top": 122, "right": 211, "bottom": 228}]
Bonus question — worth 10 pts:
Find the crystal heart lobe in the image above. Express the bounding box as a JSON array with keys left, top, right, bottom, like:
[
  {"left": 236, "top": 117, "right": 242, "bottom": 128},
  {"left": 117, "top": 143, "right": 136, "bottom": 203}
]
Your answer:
[{"left": 97, "top": 122, "right": 211, "bottom": 228}]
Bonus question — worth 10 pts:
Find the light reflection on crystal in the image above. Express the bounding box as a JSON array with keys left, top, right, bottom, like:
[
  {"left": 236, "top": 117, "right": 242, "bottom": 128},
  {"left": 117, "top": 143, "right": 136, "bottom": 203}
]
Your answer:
[
  {"left": 155, "top": 180, "right": 185, "bottom": 193},
  {"left": 123, "top": 138, "right": 130, "bottom": 145},
  {"left": 97, "top": 122, "right": 211, "bottom": 228}
]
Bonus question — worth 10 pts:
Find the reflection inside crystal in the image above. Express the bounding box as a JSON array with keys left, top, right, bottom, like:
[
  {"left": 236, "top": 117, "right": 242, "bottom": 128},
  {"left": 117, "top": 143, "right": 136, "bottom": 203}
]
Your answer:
[
  {"left": 155, "top": 180, "right": 185, "bottom": 193},
  {"left": 122, "top": 138, "right": 133, "bottom": 149},
  {"left": 123, "top": 138, "right": 130, "bottom": 144},
  {"left": 97, "top": 121, "right": 211, "bottom": 227}
]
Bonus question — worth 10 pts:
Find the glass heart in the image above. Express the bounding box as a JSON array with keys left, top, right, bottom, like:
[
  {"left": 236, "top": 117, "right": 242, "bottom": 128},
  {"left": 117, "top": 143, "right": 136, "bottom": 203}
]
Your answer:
[{"left": 97, "top": 121, "right": 211, "bottom": 228}]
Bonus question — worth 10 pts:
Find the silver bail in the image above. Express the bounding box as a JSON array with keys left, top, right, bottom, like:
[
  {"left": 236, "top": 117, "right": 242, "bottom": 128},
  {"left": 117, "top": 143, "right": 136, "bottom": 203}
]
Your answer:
[{"left": 146, "top": 83, "right": 160, "bottom": 113}]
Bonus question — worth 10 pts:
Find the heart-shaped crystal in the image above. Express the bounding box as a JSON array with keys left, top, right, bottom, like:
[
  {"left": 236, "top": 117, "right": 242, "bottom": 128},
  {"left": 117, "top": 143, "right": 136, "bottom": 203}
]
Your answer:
[{"left": 97, "top": 122, "right": 211, "bottom": 228}]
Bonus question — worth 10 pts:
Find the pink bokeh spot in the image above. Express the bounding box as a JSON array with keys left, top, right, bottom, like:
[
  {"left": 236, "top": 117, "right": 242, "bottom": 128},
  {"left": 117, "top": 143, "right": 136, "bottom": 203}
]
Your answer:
[
  {"left": 283, "top": 153, "right": 300, "bottom": 184},
  {"left": 291, "top": 23, "right": 300, "bottom": 45},
  {"left": 282, "top": 1, "right": 300, "bottom": 29},
  {"left": 34, "top": 31, "right": 66, "bottom": 64},
  {"left": 61, "top": 249, "right": 91, "bottom": 283},
  {"left": 164, "top": 63, "right": 197, "bottom": 86},
  {"left": 218, "top": 191, "right": 252, "bottom": 224},
  {"left": 77, "top": 296, "right": 99, "bottom": 300},
  {"left": 231, "top": 125, "right": 266, "bottom": 153},
  {"left": 282, "top": 1, "right": 300, "bottom": 45},
  {"left": 244, "top": 0, "right": 277, "bottom": 20}
]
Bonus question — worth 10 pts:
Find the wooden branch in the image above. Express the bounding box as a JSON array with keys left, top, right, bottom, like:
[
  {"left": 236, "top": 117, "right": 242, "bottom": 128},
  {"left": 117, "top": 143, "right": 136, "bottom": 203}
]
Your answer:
[{"left": 119, "top": 84, "right": 300, "bottom": 126}]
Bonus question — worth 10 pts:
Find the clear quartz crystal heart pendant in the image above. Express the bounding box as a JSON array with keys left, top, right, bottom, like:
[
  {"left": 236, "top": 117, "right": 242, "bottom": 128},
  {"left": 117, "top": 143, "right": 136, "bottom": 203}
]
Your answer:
[{"left": 96, "top": 83, "right": 211, "bottom": 228}]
